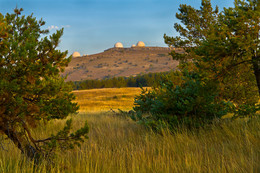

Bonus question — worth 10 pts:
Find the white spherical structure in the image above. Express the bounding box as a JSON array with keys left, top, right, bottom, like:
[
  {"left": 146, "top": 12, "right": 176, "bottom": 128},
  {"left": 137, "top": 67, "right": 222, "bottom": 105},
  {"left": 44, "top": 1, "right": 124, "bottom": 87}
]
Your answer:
[
  {"left": 72, "top": 52, "right": 81, "bottom": 58},
  {"left": 114, "top": 42, "right": 123, "bottom": 48},
  {"left": 136, "top": 41, "right": 145, "bottom": 47},
  {"left": 131, "top": 44, "right": 136, "bottom": 48}
]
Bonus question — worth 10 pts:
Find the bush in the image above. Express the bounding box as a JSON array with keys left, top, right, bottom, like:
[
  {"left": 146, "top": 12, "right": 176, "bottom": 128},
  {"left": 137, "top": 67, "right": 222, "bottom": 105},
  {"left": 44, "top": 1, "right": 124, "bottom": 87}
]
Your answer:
[{"left": 132, "top": 70, "right": 232, "bottom": 131}]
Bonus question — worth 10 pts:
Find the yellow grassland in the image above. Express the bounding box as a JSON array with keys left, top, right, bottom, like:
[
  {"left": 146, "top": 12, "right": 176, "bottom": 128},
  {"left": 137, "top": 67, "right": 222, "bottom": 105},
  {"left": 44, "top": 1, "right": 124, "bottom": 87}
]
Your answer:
[
  {"left": 0, "top": 88, "right": 259, "bottom": 172},
  {"left": 73, "top": 87, "right": 149, "bottom": 112}
]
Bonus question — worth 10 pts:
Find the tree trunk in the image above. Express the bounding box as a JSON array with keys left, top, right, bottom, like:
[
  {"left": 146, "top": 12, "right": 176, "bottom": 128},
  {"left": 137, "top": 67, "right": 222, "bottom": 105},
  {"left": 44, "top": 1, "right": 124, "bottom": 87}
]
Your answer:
[
  {"left": 4, "top": 128, "right": 40, "bottom": 161},
  {"left": 252, "top": 56, "right": 260, "bottom": 97}
]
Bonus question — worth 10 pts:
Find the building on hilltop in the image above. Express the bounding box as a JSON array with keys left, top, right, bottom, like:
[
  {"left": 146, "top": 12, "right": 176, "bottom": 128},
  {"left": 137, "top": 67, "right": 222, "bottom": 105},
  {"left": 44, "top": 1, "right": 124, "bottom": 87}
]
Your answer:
[
  {"left": 136, "top": 41, "right": 145, "bottom": 47},
  {"left": 72, "top": 52, "right": 81, "bottom": 58},
  {"left": 114, "top": 42, "right": 124, "bottom": 48}
]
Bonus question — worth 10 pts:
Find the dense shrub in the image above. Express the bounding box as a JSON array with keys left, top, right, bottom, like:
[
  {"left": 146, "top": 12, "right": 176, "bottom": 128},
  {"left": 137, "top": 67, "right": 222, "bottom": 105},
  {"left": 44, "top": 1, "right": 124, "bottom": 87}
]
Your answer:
[{"left": 132, "top": 71, "right": 232, "bottom": 131}]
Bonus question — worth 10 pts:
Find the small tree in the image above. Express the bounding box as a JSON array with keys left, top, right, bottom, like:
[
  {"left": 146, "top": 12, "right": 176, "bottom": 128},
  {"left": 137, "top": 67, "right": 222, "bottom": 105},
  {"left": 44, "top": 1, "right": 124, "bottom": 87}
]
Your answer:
[
  {"left": 132, "top": 70, "right": 231, "bottom": 130},
  {"left": 0, "top": 9, "right": 89, "bottom": 160}
]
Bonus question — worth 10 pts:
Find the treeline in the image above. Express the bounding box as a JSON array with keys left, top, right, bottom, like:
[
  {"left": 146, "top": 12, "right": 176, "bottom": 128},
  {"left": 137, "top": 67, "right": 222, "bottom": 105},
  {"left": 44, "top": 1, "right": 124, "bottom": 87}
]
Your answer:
[{"left": 72, "top": 71, "right": 175, "bottom": 90}]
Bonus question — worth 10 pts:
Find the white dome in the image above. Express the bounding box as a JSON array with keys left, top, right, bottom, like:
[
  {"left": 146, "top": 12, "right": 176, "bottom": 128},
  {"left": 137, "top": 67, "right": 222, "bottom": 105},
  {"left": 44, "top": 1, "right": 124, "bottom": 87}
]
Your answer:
[
  {"left": 114, "top": 42, "right": 123, "bottom": 48},
  {"left": 72, "top": 52, "right": 81, "bottom": 58},
  {"left": 131, "top": 44, "right": 136, "bottom": 48},
  {"left": 136, "top": 41, "right": 145, "bottom": 47}
]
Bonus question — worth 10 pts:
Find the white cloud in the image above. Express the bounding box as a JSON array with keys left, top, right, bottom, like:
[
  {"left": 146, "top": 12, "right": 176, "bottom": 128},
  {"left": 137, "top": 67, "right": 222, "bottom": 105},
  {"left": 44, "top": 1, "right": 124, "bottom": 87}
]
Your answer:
[
  {"left": 61, "top": 25, "right": 71, "bottom": 28},
  {"left": 48, "top": 25, "right": 59, "bottom": 31},
  {"left": 48, "top": 25, "right": 71, "bottom": 31}
]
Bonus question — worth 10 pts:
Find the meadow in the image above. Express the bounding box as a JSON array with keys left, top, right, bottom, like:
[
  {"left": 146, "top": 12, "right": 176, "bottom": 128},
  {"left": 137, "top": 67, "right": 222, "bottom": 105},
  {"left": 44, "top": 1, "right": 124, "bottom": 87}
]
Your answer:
[
  {"left": 72, "top": 87, "right": 146, "bottom": 112},
  {"left": 0, "top": 88, "right": 259, "bottom": 172}
]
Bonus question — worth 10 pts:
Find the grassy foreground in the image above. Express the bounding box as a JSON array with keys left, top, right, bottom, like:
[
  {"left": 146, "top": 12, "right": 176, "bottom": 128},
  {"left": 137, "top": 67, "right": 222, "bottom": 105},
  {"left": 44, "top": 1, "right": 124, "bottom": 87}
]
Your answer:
[{"left": 0, "top": 88, "right": 259, "bottom": 172}]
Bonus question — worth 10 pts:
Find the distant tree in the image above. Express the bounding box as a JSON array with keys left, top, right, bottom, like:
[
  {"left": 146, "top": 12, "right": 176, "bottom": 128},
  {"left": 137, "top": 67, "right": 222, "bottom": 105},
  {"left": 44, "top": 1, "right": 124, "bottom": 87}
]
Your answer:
[
  {"left": 164, "top": 0, "right": 260, "bottom": 104},
  {"left": 72, "top": 71, "right": 178, "bottom": 90},
  {"left": 127, "top": 77, "right": 137, "bottom": 87},
  {"left": 104, "top": 78, "right": 113, "bottom": 88},
  {"left": 0, "top": 9, "right": 89, "bottom": 161}
]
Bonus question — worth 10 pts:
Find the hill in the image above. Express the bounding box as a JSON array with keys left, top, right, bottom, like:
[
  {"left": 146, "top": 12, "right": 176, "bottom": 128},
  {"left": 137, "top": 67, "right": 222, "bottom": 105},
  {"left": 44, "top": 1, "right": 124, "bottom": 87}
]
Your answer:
[{"left": 62, "top": 47, "right": 182, "bottom": 81}]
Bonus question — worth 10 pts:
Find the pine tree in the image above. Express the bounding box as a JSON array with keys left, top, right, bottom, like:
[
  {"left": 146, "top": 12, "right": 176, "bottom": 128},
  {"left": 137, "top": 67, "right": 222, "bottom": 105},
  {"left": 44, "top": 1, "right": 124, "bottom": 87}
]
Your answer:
[
  {"left": 0, "top": 8, "right": 89, "bottom": 161},
  {"left": 164, "top": 0, "right": 260, "bottom": 104}
]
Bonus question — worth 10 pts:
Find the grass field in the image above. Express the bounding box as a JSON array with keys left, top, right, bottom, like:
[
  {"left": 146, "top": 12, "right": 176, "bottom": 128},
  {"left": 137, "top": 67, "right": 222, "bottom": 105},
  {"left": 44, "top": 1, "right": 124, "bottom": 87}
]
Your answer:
[
  {"left": 0, "top": 88, "right": 259, "bottom": 172},
  {"left": 72, "top": 87, "right": 148, "bottom": 112}
]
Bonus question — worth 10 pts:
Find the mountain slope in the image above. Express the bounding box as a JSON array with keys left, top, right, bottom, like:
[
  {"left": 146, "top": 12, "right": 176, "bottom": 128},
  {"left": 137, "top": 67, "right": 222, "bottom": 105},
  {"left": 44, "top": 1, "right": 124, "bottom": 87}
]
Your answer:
[{"left": 62, "top": 47, "right": 182, "bottom": 81}]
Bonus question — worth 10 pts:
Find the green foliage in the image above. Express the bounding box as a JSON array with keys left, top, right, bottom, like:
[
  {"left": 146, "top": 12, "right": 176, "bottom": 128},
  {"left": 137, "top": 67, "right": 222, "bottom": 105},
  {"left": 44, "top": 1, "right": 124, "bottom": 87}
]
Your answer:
[
  {"left": 230, "top": 104, "right": 260, "bottom": 119},
  {"left": 73, "top": 71, "right": 176, "bottom": 90},
  {"left": 164, "top": 0, "right": 260, "bottom": 104},
  {"left": 164, "top": 0, "right": 219, "bottom": 63},
  {"left": 0, "top": 14, "right": 8, "bottom": 43},
  {"left": 132, "top": 70, "right": 232, "bottom": 131},
  {"left": 132, "top": 0, "right": 260, "bottom": 131},
  {"left": 0, "top": 8, "right": 88, "bottom": 161}
]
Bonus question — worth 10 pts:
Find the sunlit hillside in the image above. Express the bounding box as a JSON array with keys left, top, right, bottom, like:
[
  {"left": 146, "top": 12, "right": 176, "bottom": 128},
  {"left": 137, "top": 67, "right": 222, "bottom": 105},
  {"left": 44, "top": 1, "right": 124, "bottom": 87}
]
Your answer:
[{"left": 62, "top": 47, "right": 182, "bottom": 81}]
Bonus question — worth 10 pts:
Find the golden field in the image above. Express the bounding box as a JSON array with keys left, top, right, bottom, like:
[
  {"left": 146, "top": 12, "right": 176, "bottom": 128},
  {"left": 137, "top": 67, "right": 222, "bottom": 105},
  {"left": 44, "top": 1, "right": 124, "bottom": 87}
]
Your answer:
[
  {"left": 0, "top": 88, "right": 259, "bottom": 172},
  {"left": 72, "top": 87, "right": 148, "bottom": 112}
]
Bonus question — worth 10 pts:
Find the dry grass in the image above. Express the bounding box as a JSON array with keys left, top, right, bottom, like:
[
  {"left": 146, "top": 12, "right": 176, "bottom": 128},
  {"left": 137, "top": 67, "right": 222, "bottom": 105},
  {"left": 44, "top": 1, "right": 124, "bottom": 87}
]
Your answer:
[
  {"left": 0, "top": 112, "right": 259, "bottom": 172},
  {"left": 73, "top": 87, "right": 148, "bottom": 112},
  {"left": 0, "top": 88, "right": 259, "bottom": 172}
]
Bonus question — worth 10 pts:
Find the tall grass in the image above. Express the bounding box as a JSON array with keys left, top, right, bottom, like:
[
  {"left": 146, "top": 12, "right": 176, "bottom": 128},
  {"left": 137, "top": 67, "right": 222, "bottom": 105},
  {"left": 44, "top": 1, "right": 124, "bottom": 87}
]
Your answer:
[
  {"left": 0, "top": 88, "right": 259, "bottom": 172},
  {"left": 0, "top": 112, "right": 259, "bottom": 172}
]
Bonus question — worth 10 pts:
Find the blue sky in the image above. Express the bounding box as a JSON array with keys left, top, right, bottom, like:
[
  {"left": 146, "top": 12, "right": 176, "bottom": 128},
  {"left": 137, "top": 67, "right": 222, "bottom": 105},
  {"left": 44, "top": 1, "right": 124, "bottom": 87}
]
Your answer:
[{"left": 0, "top": 0, "right": 234, "bottom": 55}]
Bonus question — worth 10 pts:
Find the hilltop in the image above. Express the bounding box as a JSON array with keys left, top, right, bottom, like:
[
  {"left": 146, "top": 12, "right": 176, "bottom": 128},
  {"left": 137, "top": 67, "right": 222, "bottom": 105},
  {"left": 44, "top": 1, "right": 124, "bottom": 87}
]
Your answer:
[{"left": 62, "top": 47, "right": 182, "bottom": 81}]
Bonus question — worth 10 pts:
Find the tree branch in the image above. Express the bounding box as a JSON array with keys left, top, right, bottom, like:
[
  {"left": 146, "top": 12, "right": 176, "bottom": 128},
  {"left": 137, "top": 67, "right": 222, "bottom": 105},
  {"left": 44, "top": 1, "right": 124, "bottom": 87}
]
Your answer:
[{"left": 22, "top": 122, "right": 40, "bottom": 151}]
